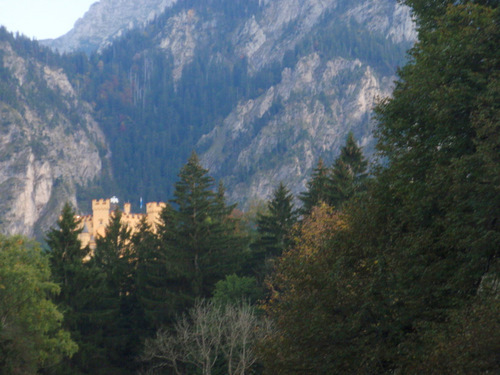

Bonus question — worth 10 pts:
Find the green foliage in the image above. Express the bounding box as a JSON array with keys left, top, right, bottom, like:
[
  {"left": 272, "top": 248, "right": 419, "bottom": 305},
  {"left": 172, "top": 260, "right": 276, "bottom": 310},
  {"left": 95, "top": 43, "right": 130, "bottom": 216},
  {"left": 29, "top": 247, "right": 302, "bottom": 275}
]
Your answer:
[
  {"left": 0, "top": 235, "right": 77, "bottom": 374},
  {"left": 212, "top": 274, "right": 263, "bottom": 306},
  {"left": 90, "top": 210, "right": 143, "bottom": 371},
  {"left": 46, "top": 203, "right": 90, "bottom": 301},
  {"left": 45, "top": 203, "right": 99, "bottom": 374},
  {"left": 261, "top": 2, "right": 500, "bottom": 373},
  {"left": 131, "top": 218, "right": 163, "bottom": 332},
  {"left": 327, "top": 133, "right": 368, "bottom": 208},
  {"left": 401, "top": 0, "right": 499, "bottom": 30},
  {"left": 373, "top": 2, "right": 500, "bottom": 322},
  {"left": 151, "top": 153, "right": 249, "bottom": 322},
  {"left": 299, "top": 159, "right": 330, "bottom": 215},
  {"left": 300, "top": 132, "right": 369, "bottom": 214},
  {"left": 251, "top": 182, "right": 298, "bottom": 280},
  {"left": 404, "top": 296, "right": 500, "bottom": 374}
]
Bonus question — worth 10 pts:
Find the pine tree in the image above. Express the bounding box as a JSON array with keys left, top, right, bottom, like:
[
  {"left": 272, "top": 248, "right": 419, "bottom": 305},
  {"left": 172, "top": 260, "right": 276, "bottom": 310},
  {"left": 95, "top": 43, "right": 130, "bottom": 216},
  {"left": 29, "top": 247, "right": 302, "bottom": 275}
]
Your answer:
[
  {"left": 45, "top": 203, "right": 97, "bottom": 374},
  {"left": 157, "top": 152, "right": 248, "bottom": 310},
  {"left": 251, "top": 182, "right": 298, "bottom": 279},
  {"left": 90, "top": 210, "right": 138, "bottom": 370},
  {"left": 327, "top": 132, "right": 368, "bottom": 208},
  {"left": 46, "top": 203, "right": 91, "bottom": 306},
  {"left": 132, "top": 217, "right": 163, "bottom": 331},
  {"left": 299, "top": 159, "right": 330, "bottom": 215}
]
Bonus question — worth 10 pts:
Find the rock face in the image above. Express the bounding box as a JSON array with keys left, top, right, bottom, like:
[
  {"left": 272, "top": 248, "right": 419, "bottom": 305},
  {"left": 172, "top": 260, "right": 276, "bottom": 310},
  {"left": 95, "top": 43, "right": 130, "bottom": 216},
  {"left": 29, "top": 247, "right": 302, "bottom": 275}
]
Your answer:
[
  {"left": 197, "top": 0, "right": 415, "bottom": 205},
  {"left": 199, "top": 54, "right": 394, "bottom": 205},
  {"left": 0, "top": 0, "right": 416, "bottom": 236},
  {"left": 0, "top": 39, "right": 107, "bottom": 237},
  {"left": 41, "top": 0, "right": 178, "bottom": 54},
  {"left": 232, "top": 0, "right": 415, "bottom": 74},
  {"left": 94, "top": 0, "right": 415, "bottom": 206}
]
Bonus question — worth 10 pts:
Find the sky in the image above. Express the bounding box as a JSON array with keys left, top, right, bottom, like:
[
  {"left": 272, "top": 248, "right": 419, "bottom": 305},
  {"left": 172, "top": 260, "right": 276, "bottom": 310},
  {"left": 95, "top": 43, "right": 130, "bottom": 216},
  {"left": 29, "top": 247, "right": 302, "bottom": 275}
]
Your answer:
[{"left": 0, "top": 0, "right": 99, "bottom": 40}]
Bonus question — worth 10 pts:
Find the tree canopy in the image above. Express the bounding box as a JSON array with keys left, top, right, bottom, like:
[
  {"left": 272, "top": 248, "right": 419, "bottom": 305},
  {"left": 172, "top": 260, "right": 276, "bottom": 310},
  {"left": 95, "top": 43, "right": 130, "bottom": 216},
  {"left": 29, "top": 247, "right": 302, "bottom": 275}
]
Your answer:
[
  {"left": 0, "top": 235, "right": 77, "bottom": 374},
  {"left": 260, "top": 1, "right": 500, "bottom": 373}
]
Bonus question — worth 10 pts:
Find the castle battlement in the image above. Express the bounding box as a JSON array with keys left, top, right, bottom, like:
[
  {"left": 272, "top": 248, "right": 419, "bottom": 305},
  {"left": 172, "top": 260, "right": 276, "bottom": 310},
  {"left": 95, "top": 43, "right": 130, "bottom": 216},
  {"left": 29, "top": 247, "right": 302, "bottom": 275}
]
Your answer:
[
  {"left": 146, "top": 202, "right": 166, "bottom": 209},
  {"left": 92, "top": 199, "right": 111, "bottom": 210},
  {"left": 78, "top": 198, "right": 166, "bottom": 250},
  {"left": 122, "top": 213, "right": 144, "bottom": 220}
]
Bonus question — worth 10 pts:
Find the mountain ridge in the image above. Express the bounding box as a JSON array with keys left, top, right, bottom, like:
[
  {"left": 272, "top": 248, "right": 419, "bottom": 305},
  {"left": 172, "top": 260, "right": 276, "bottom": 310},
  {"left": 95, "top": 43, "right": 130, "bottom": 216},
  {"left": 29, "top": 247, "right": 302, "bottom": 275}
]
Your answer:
[
  {"left": 41, "top": 0, "right": 178, "bottom": 54},
  {"left": 0, "top": 0, "right": 415, "bottom": 236}
]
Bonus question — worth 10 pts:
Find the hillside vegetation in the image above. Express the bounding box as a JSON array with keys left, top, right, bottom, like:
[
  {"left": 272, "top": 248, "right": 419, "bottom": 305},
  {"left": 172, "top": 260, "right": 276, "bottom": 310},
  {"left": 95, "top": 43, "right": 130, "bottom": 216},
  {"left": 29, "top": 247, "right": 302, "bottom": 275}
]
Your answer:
[{"left": 1, "top": 0, "right": 498, "bottom": 374}]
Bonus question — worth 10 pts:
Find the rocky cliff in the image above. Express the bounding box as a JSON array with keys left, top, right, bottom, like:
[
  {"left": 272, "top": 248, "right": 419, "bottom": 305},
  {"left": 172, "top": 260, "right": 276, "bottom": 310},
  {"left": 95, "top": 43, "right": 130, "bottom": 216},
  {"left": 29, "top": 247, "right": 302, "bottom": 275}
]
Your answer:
[
  {"left": 199, "top": 55, "right": 394, "bottom": 204},
  {"left": 0, "top": 0, "right": 416, "bottom": 236},
  {"left": 0, "top": 37, "right": 108, "bottom": 237},
  {"left": 79, "top": 0, "right": 415, "bottom": 206},
  {"left": 198, "top": 0, "right": 416, "bottom": 204}
]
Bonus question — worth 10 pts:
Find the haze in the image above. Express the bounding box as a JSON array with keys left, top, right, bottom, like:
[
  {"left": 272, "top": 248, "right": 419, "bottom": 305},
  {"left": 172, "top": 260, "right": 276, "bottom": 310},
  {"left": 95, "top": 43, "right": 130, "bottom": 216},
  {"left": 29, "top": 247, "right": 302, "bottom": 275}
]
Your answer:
[{"left": 0, "top": 0, "right": 99, "bottom": 40}]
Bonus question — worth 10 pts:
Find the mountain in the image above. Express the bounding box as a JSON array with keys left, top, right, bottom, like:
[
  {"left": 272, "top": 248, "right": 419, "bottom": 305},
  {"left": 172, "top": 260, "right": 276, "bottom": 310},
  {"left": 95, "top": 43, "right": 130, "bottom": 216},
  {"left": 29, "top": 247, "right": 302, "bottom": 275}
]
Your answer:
[
  {"left": 198, "top": 0, "right": 415, "bottom": 204},
  {"left": 0, "top": 0, "right": 415, "bottom": 236},
  {"left": 42, "top": 0, "right": 178, "bottom": 54},
  {"left": 78, "top": 0, "right": 415, "bottom": 207},
  {"left": 0, "top": 30, "right": 108, "bottom": 238}
]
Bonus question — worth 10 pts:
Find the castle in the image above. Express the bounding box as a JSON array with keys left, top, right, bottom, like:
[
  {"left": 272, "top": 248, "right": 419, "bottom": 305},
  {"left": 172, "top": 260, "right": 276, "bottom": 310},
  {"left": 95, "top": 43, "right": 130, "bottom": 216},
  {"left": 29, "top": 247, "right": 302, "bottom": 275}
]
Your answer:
[{"left": 77, "top": 198, "right": 166, "bottom": 249}]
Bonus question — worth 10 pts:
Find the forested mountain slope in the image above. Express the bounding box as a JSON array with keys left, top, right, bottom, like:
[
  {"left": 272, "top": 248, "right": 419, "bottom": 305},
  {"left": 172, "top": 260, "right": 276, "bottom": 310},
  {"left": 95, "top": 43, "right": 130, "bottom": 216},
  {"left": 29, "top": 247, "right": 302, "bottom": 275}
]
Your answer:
[
  {"left": 79, "top": 0, "right": 415, "bottom": 207},
  {"left": 0, "top": 0, "right": 415, "bottom": 235}
]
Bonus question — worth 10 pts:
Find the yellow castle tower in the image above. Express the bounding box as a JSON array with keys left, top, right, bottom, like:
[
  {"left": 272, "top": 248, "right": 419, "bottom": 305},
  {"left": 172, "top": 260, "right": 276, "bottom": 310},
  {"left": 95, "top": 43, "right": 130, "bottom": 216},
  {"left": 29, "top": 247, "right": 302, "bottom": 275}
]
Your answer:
[{"left": 77, "top": 198, "right": 166, "bottom": 249}]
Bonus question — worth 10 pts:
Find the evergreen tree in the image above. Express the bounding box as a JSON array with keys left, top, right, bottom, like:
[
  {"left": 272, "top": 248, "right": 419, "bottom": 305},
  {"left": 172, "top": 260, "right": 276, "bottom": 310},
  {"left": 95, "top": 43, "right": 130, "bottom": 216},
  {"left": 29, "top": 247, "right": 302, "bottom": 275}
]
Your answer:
[
  {"left": 327, "top": 132, "right": 368, "bottom": 208},
  {"left": 46, "top": 203, "right": 91, "bottom": 307},
  {"left": 299, "top": 159, "right": 330, "bottom": 215},
  {"left": 251, "top": 182, "right": 298, "bottom": 279},
  {"left": 299, "top": 133, "right": 368, "bottom": 215},
  {"left": 90, "top": 210, "right": 138, "bottom": 372},
  {"left": 156, "top": 152, "right": 248, "bottom": 315},
  {"left": 131, "top": 217, "right": 162, "bottom": 332},
  {"left": 45, "top": 203, "right": 97, "bottom": 374}
]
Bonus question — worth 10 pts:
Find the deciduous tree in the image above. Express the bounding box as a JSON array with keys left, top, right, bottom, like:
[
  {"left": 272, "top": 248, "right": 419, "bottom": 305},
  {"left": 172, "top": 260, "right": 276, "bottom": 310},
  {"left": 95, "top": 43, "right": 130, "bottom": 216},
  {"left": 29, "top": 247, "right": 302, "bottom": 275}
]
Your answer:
[
  {"left": 143, "top": 299, "right": 267, "bottom": 375},
  {"left": 0, "top": 235, "right": 77, "bottom": 374}
]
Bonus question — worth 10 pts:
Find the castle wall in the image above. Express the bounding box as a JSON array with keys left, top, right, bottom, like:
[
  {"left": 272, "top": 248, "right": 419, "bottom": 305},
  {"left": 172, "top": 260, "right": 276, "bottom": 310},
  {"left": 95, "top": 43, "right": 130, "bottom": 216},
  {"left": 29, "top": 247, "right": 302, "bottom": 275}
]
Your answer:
[
  {"left": 146, "top": 202, "right": 166, "bottom": 230},
  {"left": 77, "top": 199, "right": 166, "bottom": 250},
  {"left": 92, "top": 199, "right": 111, "bottom": 240}
]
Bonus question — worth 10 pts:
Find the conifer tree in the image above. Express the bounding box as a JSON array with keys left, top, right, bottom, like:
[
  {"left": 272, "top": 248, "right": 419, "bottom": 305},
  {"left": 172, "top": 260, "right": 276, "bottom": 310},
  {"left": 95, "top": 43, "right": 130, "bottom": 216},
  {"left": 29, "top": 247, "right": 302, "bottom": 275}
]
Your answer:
[
  {"left": 299, "top": 133, "right": 368, "bottom": 215},
  {"left": 299, "top": 159, "right": 330, "bottom": 215},
  {"left": 327, "top": 132, "right": 368, "bottom": 208},
  {"left": 45, "top": 203, "right": 96, "bottom": 374},
  {"left": 156, "top": 152, "right": 248, "bottom": 311},
  {"left": 46, "top": 203, "right": 91, "bottom": 307},
  {"left": 90, "top": 210, "right": 138, "bottom": 370},
  {"left": 251, "top": 182, "right": 298, "bottom": 279},
  {"left": 132, "top": 217, "right": 163, "bottom": 331}
]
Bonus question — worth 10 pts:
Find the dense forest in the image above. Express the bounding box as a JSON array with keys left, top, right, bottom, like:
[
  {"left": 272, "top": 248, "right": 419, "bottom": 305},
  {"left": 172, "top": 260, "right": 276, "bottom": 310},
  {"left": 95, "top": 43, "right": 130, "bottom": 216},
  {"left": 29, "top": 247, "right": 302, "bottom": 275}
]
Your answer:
[{"left": 1, "top": 0, "right": 499, "bottom": 374}]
